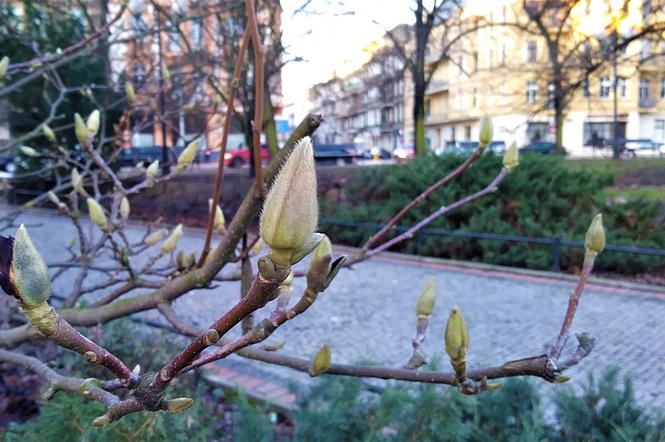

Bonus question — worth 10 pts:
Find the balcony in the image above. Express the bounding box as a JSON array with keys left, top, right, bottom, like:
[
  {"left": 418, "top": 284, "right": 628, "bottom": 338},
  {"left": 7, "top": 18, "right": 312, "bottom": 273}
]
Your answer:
[
  {"left": 426, "top": 80, "right": 449, "bottom": 95},
  {"left": 425, "top": 112, "right": 448, "bottom": 125},
  {"left": 639, "top": 97, "right": 657, "bottom": 108}
]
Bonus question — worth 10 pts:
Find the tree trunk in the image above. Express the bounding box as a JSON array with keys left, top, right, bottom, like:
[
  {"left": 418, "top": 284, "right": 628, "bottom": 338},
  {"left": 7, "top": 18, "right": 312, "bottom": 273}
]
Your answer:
[
  {"left": 414, "top": 95, "right": 427, "bottom": 156},
  {"left": 263, "top": 93, "right": 279, "bottom": 156}
]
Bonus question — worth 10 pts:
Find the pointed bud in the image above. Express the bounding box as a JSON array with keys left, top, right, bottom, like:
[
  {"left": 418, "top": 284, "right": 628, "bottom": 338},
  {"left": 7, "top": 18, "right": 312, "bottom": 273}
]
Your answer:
[
  {"left": 146, "top": 159, "right": 159, "bottom": 178},
  {"left": 19, "top": 146, "right": 39, "bottom": 157},
  {"left": 160, "top": 224, "right": 183, "bottom": 254},
  {"left": 554, "top": 375, "right": 571, "bottom": 384},
  {"left": 145, "top": 228, "right": 167, "bottom": 246},
  {"left": 483, "top": 382, "right": 502, "bottom": 392},
  {"left": 0, "top": 56, "right": 9, "bottom": 82},
  {"left": 306, "top": 234, "right": 332, "bottom": 291},
  {"left": 166, "top": 397, "right": 193, "bottom": 413},
  {"left": 125, "top": 81, "right": 136, "bottom": 104},
  {"left": 177, "top": 140, "right": 199, "bottom": 170},
  {"left": 162, "top": 65, "right": 171, "bottom": 80},
  {"left": 86, "top": 198, "right": 108, "bottom": 231},
  {"left": 176, "top": 250, "right": 186, "bottom": 270},
  {"left": 74, "top": 113, "right": 89, "bottom": 147},
  {"left": 120, "top": 197, "right": 130, "bottom": 221},
  {"left": 503, "top": 142, "right": 519, "bottom": 170},
  {"left": 71, "top": 168, "right": 84, "bottom": 195},
  {"left": 445, "top": 306, "right": 469, "bottom": 364},
  {"left": 92, "top": 415, "right": 111, "bottom": 427},
  {"left": 42, "top": 125, "right": 56, "bottom": 143},
  {"left": 584, "top": 213, "right": 605, "bottom": 255},
  {"left": 0, "top": 225, "right": 52, "bottom": 307},
  {"left": 478, "top": 116, "right": 493, "bottom": 147},
  {"left": 47, "top": 191, "right": 60, "bottom": 206},
  {"left": 208, "top": 199, "right": 225, "bottom": 231},
  {"left": 259, "top": 137, "right": 319, "bottom": 265},
  {"left": 86, "top": 110, "right": 100, "bottom": 136},
  {"left": 415, "top": 278, "right": 436, "bottom": 318},
  {"left": 187, "top": 252, "right": 196, "bottom": 267},
  {"left": 310, "top": 344, "right": 331, "bottom": 377},
  {"left": 132, "top": 364, "right": 141, "bottom": 375}
]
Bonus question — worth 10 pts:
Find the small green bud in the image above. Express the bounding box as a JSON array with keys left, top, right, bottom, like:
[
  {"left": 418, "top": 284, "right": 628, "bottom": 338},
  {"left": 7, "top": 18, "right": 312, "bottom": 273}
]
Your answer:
[
  {"left": 125, "top": 81, "right": 136, "bottom": 104},
  {"left": 146, "top": 159, "right": 159, "bottom": 179},
  {"left": 478, "top": 116, "right": 493, "bottom": 147},
  {"left": 415, "top": 278, "right": 436, "bottom": 318},
  {"left": 307, "top": 235, "right": 338, "bottom": 292},
  {"left": 584, "top": 213, "right": 605, "bottom": 255},
  {"left": 166, "top": 397, "right": 193, "bottom": 413},
  {"left": 503, "top": 142, "right": 519, "bottom": 170},
  {"left": 554, "top": 375, "right": 571, "bottom": 384},
  {"left": 208, "top": 199, "right": 225, "bottom": 231},
  {"left": 74, "top": 113, "right": 89, "bottom": 147},
  {"left": 187, "top": 252, "right": 196, "bottom": 268},
  {"left": 444, "top": 306, "right": 469, "bottom": 365},
  {"left": 42, "top": 125, "right": 56, "bottom": 143},
  {"left": 484, "top": 382, "right": 502, "bottom": 392},
  {"left": 0, "top": 56, "right": 9, "bottom": 82},
  {"left": 162, "top": 65, "right": 171, "bottom": 80},
  {"left": 92, "top": 415, "right": 111, "bottom": 427},
  {"left": 160, "top": 224, "right": 183, "bottom": 254},
  {"left": 145, "top": 228, "right": 167, "bottom": 246},
  {"left": 86, "top": 198, "right": 108, "bottom": 231},
  {"left": 176, "top": 250, "right": 186, "bottom": 270},
  {"left": 259, "top": 137, "right": 319, "bottom": 265},
  {"left": 71, "top": 168, "right": 84, "bottom": 195},
  {"left": 177, "top": 140, "right": 199, "bottom": 170},
  {"left": 19, "top": 146, "right": 39, "bottom": 157},
  {"left": 120, "top": 196, "right": 130, "bottom": 221},
  {"left": 47, "top": 191, "right": 60, "bottom": 206},
  {"left": 86, "top": 110, "right": 100, "bottom": 136},
  {"left": 310, "top": 344, "right": 331, "bottom": 377}
]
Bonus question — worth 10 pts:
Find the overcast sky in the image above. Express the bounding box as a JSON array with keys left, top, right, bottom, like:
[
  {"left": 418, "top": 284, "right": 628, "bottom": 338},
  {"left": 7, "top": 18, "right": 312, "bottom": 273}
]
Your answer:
[{"left": 280, "top": 1, "right": 413, "bottom": 121}]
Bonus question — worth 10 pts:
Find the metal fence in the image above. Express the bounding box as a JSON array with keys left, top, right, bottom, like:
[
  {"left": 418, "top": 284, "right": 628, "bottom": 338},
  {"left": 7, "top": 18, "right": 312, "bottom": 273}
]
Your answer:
[{"left": 320, "top": 218, "right": 665, "bottom": 272}]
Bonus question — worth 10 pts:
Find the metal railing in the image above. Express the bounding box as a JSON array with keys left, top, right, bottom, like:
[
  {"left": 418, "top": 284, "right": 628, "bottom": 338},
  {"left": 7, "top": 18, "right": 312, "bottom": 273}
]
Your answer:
[{"left": 320, "top": 219, "right": 665, "bottom": 272}]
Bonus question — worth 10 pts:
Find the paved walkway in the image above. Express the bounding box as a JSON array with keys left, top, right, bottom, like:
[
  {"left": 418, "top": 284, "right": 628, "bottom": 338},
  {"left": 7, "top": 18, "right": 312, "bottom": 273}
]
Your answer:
[{"left": 2, "top": 208, "right": 665, "bottom": 410}]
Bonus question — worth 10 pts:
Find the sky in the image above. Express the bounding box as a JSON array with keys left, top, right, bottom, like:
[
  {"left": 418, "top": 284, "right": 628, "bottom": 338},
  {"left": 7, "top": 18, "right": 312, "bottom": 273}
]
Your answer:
[{"left": 280, "top": 0, "right": 413, "bottom": 122}]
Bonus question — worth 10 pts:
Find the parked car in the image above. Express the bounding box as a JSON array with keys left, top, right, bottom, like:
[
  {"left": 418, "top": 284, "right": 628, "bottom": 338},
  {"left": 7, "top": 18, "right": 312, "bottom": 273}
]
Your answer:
[
  {"left": 393, "top": 146, "right": 415, "bottom": 162},
  {"left": 313, "top": 143, "right": 359, "bottom": 165},
  {"left": 223, "top": 144, "right": 270, "bottom": 168},
  {"left": 117, "top": 145, "right": 178, "bottom": 167},
  {"left": 620, "top": 139, "right": 664, "bottom": 158},
  {"left": 520, "top": 141, "right": 559, "bottom": 154},
  {"left": 359, "top": 147, "right": 391, "bottom": 160}
]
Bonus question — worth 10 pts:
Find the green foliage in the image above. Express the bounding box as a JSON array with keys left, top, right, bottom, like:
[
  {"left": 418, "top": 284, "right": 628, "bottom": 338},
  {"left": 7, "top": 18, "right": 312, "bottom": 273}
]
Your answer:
[
  {"left": 323, "top": 153, "right": 665, "bottom": 274},
  {"left": 233, "top": 392, "right": 273, "bottom": 442}
]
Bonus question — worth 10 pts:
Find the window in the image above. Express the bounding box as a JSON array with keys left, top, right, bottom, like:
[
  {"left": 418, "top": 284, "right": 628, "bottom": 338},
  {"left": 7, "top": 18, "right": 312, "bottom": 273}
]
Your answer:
[
  {"left": 131, "top": 13, "right": 147, "bottom": 36},
  {"left": 641, "top": 39, "right": 651, "bottom": 60},
  {"left": 190, "top": 18, "right": 203, "bottom": 48},
  {"left": 526, "top": 80, "right": 537, "bottom": 103},
  {"left": 526, "top": 41, "right": 537, "bottom": 63},
  {"left": 600, "top": 77, "right": 611, "bottom": 98},
  {"left": 618, "top": 77, "right": 627, "bottom": 97},
  {"left": 655, "top": 119, "right": 665, "bottom": 142},
  {"left": 660, "top": 78, "right": 665, "bottom": 98},
  {"left": 472, "top": 87, "right": 478, "bottom": 107},
  {"left": 582, "top": 78, "right": 590, "bottom": 97},
  {"left": 465, "top": 125, "right": 471, "bottom": 140},
  {"left": 168, "top": 26, "right": 181, "bottom": 52},
  {"left": 640, "top": 78, "right": 650, "bottom": 98}
]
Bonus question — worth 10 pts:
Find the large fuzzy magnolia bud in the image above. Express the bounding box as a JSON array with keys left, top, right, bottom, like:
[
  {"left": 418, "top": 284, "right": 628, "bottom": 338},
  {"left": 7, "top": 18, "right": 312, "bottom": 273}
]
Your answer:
[
  {"left": 0, "top": 56, "right": 8, "bottom": 82},
  {"left": 86, "top": 110, "right": 100, "bottom": 136},
  {"left": 42, "top": 125, "right": 56, "bottom": 143},
  {"left": 146, "top": 159, "right": 159, "bottom": 179},
  {"left": 584, "top": 213, "right": 605, "bottom": 255},
  {"left": 161, "top": 224, "right": 183, "bottom": 254},
  {"left": 478, "top": 116, "right": 493, "bottom": 147},
  {"left": 259, "top": 137, "right": 319, "bottom": 265},
  {"left": 74, "top": 113, "right": 89, "bottom": 147},
  {"left": 0, "top": 225, "right": 51, "bottom": 308},
  {"left": 208, "top": 199, "right": 225, "bottom": 231},
  {"left": 86, "top": 198, "right": 108, "bottom": 231},
  {"left": 145, "top": 228, "right": 167, "bottom": 246},
  {"left": 120, "top": 197, "right": 130, "bottom": 221},
  {"left": 177, "top": 140, "right": 199, "bottom": 170},
  {"left": 503, "top": 142, "right": 519, "bottom": 170},
  {"left": 416, "top": 279, "right": 436, "bottom": 318},
  {"left": 444, "top": 306, "right": 469, "bottom": 366},
  {"left": 125, "top": 81, "right": 136, "bottom": 104},
  {"left": 310, "top": 344, "right": 331, "bottom": 377}
]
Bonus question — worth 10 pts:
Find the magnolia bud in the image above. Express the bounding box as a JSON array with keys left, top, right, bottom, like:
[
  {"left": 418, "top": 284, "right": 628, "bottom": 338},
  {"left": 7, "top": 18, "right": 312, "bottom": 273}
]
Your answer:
[
  {"left": 444, "top": 306, "right": 469, "bottom": 365},
  {"left": 259, "top": 137, "right": 318, "bottom": 265},
  {"left": 42, "top": 125, "right": 56, "bottom": 143},
  {"left": 415, "top": 279, "right": 436, "bottom": 318},
  {"left": 0, "top": 225, "right": 52, "bottom": 308},
  {"left": 0, "top": 56, "right": 8, "bottom": 82},
  {"left": 503, "top": 142, "right": 519, "bottom": 170},
  {"left": 86, "top": 110, "right": 100, "bottom": 136},
  {"left": 74, "top": 113, "right": 89, "bottom": 147},
  {"left": 86, "top": 198, "right": 108, "bottom": 231},
  {"left": 166, "top": 397, "right": 194, "bottom": 413},
  {"left": 554, "top": 375, "right": 571, "bottom": 384},
  {"left": 146, "top": 159, "right": 159, "bottom": 178},
  {"left": 92, "top": 415, "right": 111, "bottom": 428},
  {"left": 120, "top": 197, "right": 130, "bottom": 221},
  {"left": 19, "top": 146, "right": 39, "bottom": 157},
  {"left": 71, "top": 168, "right": 84, "bottom": 195},
  {"left": 187, "top": 252, "right": 196, "bottom": 268},
  {"left": 162, "top": 65, "right": 170, "bottom": 80},
  {"left": 47, "top": 191, "right": 60, "bottom": 206},
  {"left": 584, "top": 213, "right": 605, "bottom": 255},
  {"left": 478, "top": 116, "right": 493, "bottom": 147},
  {"left": 125, "top": 81, "right": 136, "bottom": 104},
  {"left": 208, "top": 199, "right": 225, "bottom": 231},
  {"left": 310, "top": 344, "right": 331, "bottom": 377},
  {"left": 160, "top": 224, "right": 183, "bottom": 254},
  {"left": 176, "top": 250, "right": 186, "bottom": 270},
  {"left": 306, "top": 235, "right": 332, "bottom": 291},
  {"left": 177, "top": 140, "right": 199, "bottom": 170},
  {"left": 145, "top": 228, "right": 167, "bottom": 246}
]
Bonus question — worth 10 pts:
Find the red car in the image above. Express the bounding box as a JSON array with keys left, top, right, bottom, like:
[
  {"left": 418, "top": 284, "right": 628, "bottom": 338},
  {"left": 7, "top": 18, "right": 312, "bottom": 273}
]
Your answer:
[{"left": 223, "top": 145, "right": 270, "bottom": 168}]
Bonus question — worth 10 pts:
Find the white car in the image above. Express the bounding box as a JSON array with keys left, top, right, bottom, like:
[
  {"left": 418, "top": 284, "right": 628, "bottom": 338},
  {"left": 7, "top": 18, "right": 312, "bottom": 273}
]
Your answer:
[{"left": 623, "top": 139, "right": 664, "bottom": 158}]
